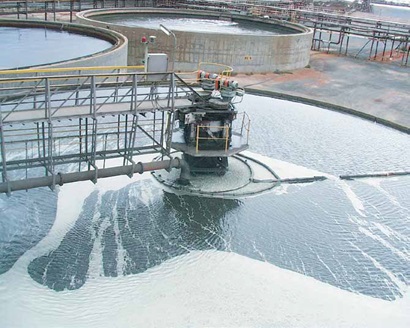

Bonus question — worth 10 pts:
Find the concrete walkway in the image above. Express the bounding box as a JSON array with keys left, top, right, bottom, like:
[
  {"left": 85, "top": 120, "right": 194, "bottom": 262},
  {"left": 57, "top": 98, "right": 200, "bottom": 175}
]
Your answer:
[{"left": 234, "top": 52, "right": 410, "bottom": 133}]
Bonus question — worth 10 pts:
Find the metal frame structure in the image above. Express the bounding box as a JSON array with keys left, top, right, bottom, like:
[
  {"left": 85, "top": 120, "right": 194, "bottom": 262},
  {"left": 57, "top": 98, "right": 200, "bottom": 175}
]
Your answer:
[
  {"left": 0, "top": 67, "right": 205, "bottom": 193},
  {"left": 300, "top": 12, "right": 410, "bottom": 65},
  {"left": 0, "top": 1, "right": 159, "bottom": 22},
  {"left": 175, "top": 1, "right": 410, "bottom": 66}
]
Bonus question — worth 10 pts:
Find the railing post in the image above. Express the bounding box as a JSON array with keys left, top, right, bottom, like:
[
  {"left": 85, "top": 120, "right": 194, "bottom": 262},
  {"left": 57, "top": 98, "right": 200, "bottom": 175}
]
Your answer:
[
  {"left": 389, "top": 36, "right": 395, "bottom": 60},
  {"left": 114, "top": 75, "right": 119, "bottom": 102},
  {"left": 224, "top": 125, "right": 229, "bottom": 152},
  {"left": 132, "top": 73, "right": 138, "bottom": 115},
  {"left": 152, "top": 111, "right": 156, "bottom": 147},
  {"left": 53, "top": 0, "right": 56, "bottom": 21},
  {"left": 24, "top": 0, "right": 28, "bottom": 19},
  {"left": 165, "top": 111, "right": 173, "bottom": 154},
  {"left": 123, "top": 114, "right": 129, "bottom": 166},
  {"left": 165, "top": 73, "right": 176, "bottom": 155},
  {"left": 196, "top": 125, "right": 200, "bottom": 153},
  {"left": 45, "top": 78, "right": 51, "bottom": 120},
  {"left": 402, "top": 37, "right": 409, "bottom": 67},
  {"left": 0, "top": 105, "right": 9, "bottom": 190},
  {"left": 160, "top": 111, "right": 165, "bottom": 159},
  {"left": 171, "top": 72, "right": 175, "bottom": 112},
  {"left": 127, "top": 114, "right": 139, "bottom": 162},
  {"left": 90, "top": 118, "right": 97, "bottom": 175},
  {"left": 48, "top": 121, "right": 56, "bottom": 189},
  {"left": 103, "top": 133, "right": 108, "bottom": 169},
  {"left": 78, "top": 118, "right": 82, "bottom": 171},
  {"left": 369, "top": 30, "right": 376, "bottom": 60},
  {"left": 91, "top": 75, "right": 96, "bottom": 117},
  {"left": 45, "top": 78, "right": 55, "bottom": 189},
  {"left": 70, "top": 0, "right": 73, "bottom": 22}
]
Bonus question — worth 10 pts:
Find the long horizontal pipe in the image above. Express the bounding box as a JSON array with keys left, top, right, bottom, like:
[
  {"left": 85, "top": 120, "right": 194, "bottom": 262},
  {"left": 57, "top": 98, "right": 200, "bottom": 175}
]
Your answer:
[
  {"left": 340, "top": 171, "right": 410, "bottom": 180},
  {"left": 0, "top": 158, "right": 185, "bottom": 194},
  {"left": 0, "top": 65, "right": 145, "bottom": 76}
]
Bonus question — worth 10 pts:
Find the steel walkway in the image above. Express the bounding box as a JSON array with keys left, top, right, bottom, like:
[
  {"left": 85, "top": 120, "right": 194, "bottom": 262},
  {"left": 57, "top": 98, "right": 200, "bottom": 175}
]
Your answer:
[{"left": 0, "top": 66, "right": 204, "bottom": 193}]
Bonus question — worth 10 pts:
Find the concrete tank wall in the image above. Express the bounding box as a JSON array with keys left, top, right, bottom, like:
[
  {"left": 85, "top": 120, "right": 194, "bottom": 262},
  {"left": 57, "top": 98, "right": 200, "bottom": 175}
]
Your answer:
[
  {"left": 0, "top": 19, "right": 128, "bottom": 97},
  {"left": 0, "top": 19, "right": 128, "bottom": 71},
  {"left": 76, "top": 8, "right": 313, "bottom": 74}
]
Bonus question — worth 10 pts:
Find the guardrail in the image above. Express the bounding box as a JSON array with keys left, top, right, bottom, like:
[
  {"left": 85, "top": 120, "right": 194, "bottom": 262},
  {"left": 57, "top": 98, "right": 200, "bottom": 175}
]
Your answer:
[
  {"left": 236, "top": 111, "right": 251, "bottom": 142},
  {"left": 193, "top": 112, "right": 251, "bottom": 154},
  {"left": 0, "top": 68, "right": 206, "bottom": 123},
  {"left": 195, "top": 124, "right": 230, "bottom": 153},
  {"left": 0, "top": 67, "right": 206, "bottom": 193}
]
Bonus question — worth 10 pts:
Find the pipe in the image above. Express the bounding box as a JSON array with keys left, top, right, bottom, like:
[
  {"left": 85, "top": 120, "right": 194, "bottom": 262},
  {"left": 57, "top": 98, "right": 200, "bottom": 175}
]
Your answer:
[
  {"left": 176, "top": 157, "right": 191, "bottom": 186},
  {"left": 340, "top": 171, "right": 410, "bottom": 180},
  {"left": 0, "top": 157, "right": 188, "bottom": 194}
]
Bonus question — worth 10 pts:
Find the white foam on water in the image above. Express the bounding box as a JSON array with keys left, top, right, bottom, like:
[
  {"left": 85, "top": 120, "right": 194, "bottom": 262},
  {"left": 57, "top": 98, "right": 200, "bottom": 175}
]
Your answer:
[
  {"left": 244, "top": 151, "right": 370, "bottom": 218},
  {"left": 1, "top": 151, "right": 410, "bottom": 327},
  {"left": 359, "top": 226, "right": 410, "bottom": 262},
  {"left": 350, "top": 241, "right": 408, "bottom": 294},
  {"left": 136, "top": 180, "right": 157, "bottom": 207},
  {"left": 272, "top": 183, "right": 290, "bottom": 195},
  {"left": 110, "top": 199, "right": 128, "bottom": 276},
  {"left": 243, "top": 150, "right": 326, "bottom": 179},
  {"left": 332, "top": 178, "right": 367, "bottom": 217},
  {"left": 348, "top": 213, "right": 368, "bottom": 227},
  {"left": 1, "top": 162, "right": 155, "bottom": 279},
  {"left": 1, "top": 248, "right": 409, "bottom": 328},
  {"left": 90, "top": 220, "right": 109, "bottom": 278},
  {"left": 373, "top": 222, "right": 410, "bottom": 244},
  {"left": 361, "top": 177, "right": 408, "bottom": 212},
  {"left": 374, "top": 222, "right": 395, "bottom": 237},
  {"left": 3, "top": 180, "right": 96, "bottom": 280}
]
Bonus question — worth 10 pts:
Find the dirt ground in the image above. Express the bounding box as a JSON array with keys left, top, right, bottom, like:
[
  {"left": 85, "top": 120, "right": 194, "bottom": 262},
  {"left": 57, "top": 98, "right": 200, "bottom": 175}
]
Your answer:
[{"left": 234, "top": 52, "right": 410, "bottom": 131}]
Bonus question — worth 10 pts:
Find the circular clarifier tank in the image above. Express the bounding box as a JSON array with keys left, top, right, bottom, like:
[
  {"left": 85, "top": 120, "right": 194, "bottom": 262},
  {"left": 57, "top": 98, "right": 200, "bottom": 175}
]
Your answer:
[
  {"left": 93, "top": 13, "right": 295, "bottom": 36},
  {"left": 77, "top": 8, "right": 313, "bottom": 73},
  {"left": 0, "top": 19, "right": 128, "bottom": 70}
]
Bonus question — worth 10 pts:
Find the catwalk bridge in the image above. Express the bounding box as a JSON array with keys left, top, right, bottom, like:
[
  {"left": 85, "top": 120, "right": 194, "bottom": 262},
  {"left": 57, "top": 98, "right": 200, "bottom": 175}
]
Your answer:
[
  {"left": 1, "top": 66, "right": 408, "bottom": 194},
  {"left": 0, "top": 66, "right": 210, "bottom": 194}
]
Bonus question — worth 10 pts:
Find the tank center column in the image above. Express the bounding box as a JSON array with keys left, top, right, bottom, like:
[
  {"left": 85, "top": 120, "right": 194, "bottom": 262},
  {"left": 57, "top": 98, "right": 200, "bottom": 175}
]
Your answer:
[{"left": 171, "top": 71, "right": 249, "bottom": 184}]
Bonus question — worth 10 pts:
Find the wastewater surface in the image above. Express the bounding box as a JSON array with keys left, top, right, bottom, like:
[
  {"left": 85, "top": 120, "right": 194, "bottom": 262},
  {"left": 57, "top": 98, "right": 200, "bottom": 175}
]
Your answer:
[
  {"left": 93, "top": 13, "right": 297, "bottom": 35},
  {"left": 0, "top": 27, "right": 113, "bottom": 69},
  {"left": 0, "top": 95, "right": 409, "bottom": 326}
]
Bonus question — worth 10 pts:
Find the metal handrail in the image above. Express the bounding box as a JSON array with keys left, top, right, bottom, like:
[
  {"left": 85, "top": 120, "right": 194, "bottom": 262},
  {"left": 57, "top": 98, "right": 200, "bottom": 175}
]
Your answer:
[
  {"left": 0, "top": 63, "right": 247, "bottom": 193},
  {"left": 0, "top": 71, "right": 199, "bottom": 124},
  {"left": 195, "top": 124, "right": 230, "bottom": 153},
  {"left": 234, "top": 112, "right": 251, "bottom": 145},
  {"left": 198, "top": 62, "right": 234, "bottom": 78},
  {"left": 0, "top": 65, "right": 145, "bottom": 76}
]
